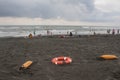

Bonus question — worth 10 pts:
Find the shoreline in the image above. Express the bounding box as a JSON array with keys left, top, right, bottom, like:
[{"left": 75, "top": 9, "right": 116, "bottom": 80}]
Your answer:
[{"left": 0, "top": 33, "right": 120, "bottom": 38}]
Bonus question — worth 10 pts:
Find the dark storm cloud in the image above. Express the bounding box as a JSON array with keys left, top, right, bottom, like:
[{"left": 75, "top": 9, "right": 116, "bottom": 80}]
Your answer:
[
  {"left": 0, "top": 0, "right": 117, "bottom": 22},
  {"left": 0, "top": 0, "right": 95, "bottom": 18}
]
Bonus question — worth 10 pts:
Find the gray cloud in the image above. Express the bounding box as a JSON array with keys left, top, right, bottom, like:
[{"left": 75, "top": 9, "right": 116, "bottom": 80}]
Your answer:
[{"left": 0, "top": 0, "right": 119, "bottom": 22}]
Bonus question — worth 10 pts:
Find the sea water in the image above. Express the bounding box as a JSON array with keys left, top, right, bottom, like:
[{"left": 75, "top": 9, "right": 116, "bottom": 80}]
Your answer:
[{"left": 0, "top": 25, "right": 119, "bottom": 37}]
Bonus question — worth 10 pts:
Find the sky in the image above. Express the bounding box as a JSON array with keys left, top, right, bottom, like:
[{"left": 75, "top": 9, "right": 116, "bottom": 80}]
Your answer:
[{"left": 0, "top": 0, "right": 120, "bottom": 25}]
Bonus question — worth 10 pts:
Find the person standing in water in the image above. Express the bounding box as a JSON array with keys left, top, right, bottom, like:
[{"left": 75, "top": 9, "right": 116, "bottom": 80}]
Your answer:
[
  {"left": 47, "top": 30, "right": 50, "bottom": 36},
  {"left": 69, "top": 32, "right": 73, "bottom": 36},
  {"left": 107, "top": 29, "right": 111, "bottom": 34},
  {"left": 112, "top": 29, "right": 115, "bottom": 35},
  {"left": 117, "top": 29, "right": 119, "bottom": 34},
  {"left": 33, "top": 28, "right": 36, "bottom": 36}
]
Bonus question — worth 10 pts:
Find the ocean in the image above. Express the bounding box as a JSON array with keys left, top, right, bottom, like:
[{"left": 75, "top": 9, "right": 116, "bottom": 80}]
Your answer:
[{"left": 0, "top": 25, "right": 119, "bottom": 37}]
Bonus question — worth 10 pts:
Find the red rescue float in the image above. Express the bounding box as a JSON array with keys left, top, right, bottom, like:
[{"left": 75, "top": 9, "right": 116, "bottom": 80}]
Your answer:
[{"left": 52, "top": 56, "right": 72, "bottom": 65}]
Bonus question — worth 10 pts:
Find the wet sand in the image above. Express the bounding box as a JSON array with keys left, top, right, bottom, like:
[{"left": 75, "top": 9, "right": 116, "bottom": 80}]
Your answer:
[{"left": 0, "top": 35, "right": 120, "bottom": 80}]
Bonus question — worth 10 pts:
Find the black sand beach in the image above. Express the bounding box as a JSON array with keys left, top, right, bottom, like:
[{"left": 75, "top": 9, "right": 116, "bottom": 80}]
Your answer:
[{"left": 0, "top": 35, "right": 120, "bottom": 80}]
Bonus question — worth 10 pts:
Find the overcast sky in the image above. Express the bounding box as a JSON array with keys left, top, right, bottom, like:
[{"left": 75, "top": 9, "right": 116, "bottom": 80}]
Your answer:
[{"left": 0, "top": 0, "right": 120, "bottom": 25}]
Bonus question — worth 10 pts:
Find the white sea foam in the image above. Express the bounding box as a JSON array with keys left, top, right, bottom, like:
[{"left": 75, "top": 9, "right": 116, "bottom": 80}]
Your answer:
[{"left": 0, "top": 25, "right": 119, "bottom": 37}]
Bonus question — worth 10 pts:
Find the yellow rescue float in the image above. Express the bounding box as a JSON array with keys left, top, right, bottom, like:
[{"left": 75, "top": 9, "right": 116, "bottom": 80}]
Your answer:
[
  {"left": 100, "top": 55, "right": 118, "bottom": 60},
  {"left": 19, "top": 60, "right": 33, "bottom": 70},
  {"left": 28, "top": 33, "right": 33, "bottom": 39}
]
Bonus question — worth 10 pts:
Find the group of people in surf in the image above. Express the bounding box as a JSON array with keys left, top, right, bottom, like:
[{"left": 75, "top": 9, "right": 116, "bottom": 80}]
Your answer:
[{"left": 107, "top": 29, "right": 119, "bottom": 35}]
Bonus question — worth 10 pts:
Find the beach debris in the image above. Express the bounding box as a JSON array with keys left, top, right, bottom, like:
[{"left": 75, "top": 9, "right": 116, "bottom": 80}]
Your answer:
[
  {"left": 99, "top": 55, "right": 118, "bottom": 60},
  {"left": 28, "top": 33, "right": 33, "bottom": 39},
  {"left": 19, "top": 60, "right": 33, "bottom": 70},
  {"left": 52, "top": 56, "right": 72, "bottom": 65}
]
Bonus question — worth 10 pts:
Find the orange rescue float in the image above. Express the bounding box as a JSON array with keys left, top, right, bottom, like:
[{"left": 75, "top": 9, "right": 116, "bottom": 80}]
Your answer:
[
  {"left": 19, "top": 61, "right": 33, "bottom": 70},
  {"left": 52, "top": 56, "right": 72, "bottom": 65},
  {"left": 100, "top": 55, "right": 118, "bottom": 60}
]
